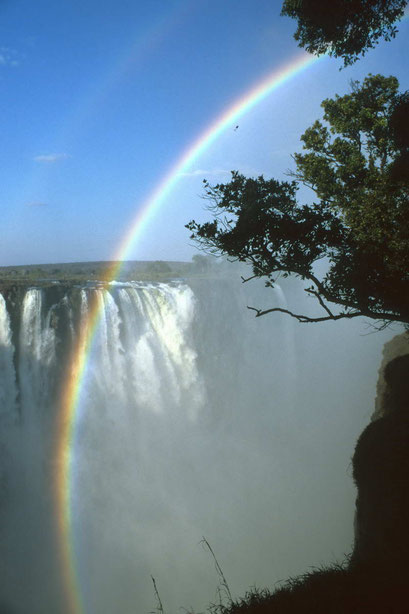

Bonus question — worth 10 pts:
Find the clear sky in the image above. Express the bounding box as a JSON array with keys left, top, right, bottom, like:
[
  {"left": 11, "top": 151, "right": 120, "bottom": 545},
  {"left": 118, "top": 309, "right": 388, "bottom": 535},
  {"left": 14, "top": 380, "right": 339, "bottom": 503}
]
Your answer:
[{"left": 0, "top": 0, "right": 408, "bottom": 266}]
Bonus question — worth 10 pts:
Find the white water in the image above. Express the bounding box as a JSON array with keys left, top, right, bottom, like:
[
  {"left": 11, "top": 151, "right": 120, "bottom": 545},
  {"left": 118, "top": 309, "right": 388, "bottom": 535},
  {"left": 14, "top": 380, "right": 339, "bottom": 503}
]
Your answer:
[
  {"left": 0, "top": 294, "right": 17, "bottom": 414},
  {"left": 0, "top": 279, "right": 397, "bottom": 614},
  {"left": 19, "top": 289, "right": 58, "bottom": 420}
]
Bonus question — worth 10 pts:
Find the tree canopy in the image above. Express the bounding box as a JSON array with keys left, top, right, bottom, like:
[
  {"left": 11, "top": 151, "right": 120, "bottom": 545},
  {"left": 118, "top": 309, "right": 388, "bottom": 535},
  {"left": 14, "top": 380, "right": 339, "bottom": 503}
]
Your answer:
[
  {"left": 186, "top": 75, "right": 409, "bottom": 328},
  {"left": 281, "top": 0, "right": 407, "bottom": 65}
]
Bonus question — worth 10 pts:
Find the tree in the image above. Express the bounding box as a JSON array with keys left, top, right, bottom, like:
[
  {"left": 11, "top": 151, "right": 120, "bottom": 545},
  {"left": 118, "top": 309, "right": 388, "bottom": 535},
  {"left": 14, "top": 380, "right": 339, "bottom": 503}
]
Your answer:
[
  {"left": 389, "top": 91, "right": 409, "bottom": 182},
  {"left": 146, "top": 261, "right": 172, "bottom": 275},
  {"left": 191, "top": 253, "right": 213, "bottom": 273},
  {"left": 186, "top": 75, "right": 409, "bottom": 328},
  {"left": 281, "top": 0, "right": 407, "bottom": 65}
]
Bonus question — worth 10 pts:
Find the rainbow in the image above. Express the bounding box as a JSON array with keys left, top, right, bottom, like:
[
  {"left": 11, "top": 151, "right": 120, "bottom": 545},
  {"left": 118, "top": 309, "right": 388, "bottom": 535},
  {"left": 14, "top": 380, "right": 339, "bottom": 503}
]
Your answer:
[{"left": 54, "top": 50, "right": 323, "bottom": 614}]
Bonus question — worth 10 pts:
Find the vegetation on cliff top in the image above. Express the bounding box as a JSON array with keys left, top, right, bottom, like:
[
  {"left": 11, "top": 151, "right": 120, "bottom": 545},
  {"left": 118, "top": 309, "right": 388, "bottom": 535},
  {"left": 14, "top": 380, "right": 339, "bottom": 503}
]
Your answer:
[
  {"left": 0, "top": 255, "right": 218, "bottom": 285},
  {"left": 187, "top": 74, "right": 409, "bottom": 329}
]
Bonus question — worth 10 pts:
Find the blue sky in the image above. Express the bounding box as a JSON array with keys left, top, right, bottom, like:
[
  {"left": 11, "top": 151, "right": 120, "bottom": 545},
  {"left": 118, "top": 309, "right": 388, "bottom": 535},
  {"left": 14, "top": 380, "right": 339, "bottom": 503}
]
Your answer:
[{"left": 0, "top": 0, "right": 408, "bottom": 265}]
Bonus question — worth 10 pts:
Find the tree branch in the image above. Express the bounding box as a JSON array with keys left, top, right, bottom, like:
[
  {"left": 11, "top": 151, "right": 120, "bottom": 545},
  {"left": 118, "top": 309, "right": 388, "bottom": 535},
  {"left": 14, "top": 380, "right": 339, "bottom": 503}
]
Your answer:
[
  {"left": 305, "top": 286, "right": 336, "bottom": 318},
  {"left": 247, "top": 305, "right": 363, "bottom": 322},
  {"left": 240, "top": 274, "right": 259, "bottom": 283}
]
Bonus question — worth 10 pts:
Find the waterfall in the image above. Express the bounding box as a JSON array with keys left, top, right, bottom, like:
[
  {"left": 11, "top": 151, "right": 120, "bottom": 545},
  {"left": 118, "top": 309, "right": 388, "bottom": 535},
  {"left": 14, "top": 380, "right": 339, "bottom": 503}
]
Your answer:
[
  {"left": 0, "top": 281, "right": 210, "bottom": 614},
  {"left": 19, "top": 289, "right": 58, "bottom": 417},
  {"left": 0, "top": 279, "right": 396, "bottom": 614},
  {"left": 0, "top": 293, "right": 17, "bottom": 415}
]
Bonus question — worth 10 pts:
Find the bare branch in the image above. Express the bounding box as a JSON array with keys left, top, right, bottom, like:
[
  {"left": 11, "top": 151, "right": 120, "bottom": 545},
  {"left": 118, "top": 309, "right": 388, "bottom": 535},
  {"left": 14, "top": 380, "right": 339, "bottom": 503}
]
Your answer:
[
  {"left": 305, "top": 286, "right": 336, "bottom": 318},
  {"left": 150, "top": 576, "right": 165, "bottom": 614},
  {"left": 241, "top": 274, "right": 259, "bottom": 283},
  {"left": 200, "top": 537, "right": 232, "bottom": 605},
  {"left": 247, "top": 304, "right": 363, "bottom": 323}
]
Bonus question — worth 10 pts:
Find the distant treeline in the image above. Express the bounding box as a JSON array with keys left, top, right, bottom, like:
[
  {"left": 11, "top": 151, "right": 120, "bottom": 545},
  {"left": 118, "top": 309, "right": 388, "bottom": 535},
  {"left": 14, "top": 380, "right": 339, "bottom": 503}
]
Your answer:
[{"left": 0, "top": 254, "right": 224, "bottom": 282}]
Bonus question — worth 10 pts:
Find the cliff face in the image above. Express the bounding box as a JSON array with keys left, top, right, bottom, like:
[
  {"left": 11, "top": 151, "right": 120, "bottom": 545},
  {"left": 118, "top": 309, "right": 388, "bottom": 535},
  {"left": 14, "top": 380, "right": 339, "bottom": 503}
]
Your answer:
[
  {"left": 351, "top": 348, "right": 409, "bottom": 585},
  {"left": 372, "top": 332, "right": 409, "bottom": 420}
]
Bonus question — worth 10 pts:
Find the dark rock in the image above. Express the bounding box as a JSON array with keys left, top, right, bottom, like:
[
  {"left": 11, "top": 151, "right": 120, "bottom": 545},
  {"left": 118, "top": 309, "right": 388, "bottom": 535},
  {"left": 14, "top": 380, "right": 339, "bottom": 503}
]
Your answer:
[{"left": 351, "top": 354, "right": 409, "bottom": 577}]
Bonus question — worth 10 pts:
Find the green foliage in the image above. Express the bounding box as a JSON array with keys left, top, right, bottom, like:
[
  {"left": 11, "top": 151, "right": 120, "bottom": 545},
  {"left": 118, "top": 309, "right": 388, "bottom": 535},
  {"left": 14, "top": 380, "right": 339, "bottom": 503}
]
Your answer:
[
  {"left": 389, "top": 91, "right": 409, "bottom": 182},
  {"left": 146, "top": 260, "right": 172, "bottom": 275},
  {"left": 0, "top": 260, "right": 188, "bottom": 283},
  {"left": 291, "top": 75, "right": 409, "bottom": 269},
  {"left": 192, "top": 253, "right": 213, "bottom": 273},
  {"left": 281, "top": 0, "right": 407, "bottom": 65},
  {"left": 187, "top": 75, "right": 409, "bottom": 327}
]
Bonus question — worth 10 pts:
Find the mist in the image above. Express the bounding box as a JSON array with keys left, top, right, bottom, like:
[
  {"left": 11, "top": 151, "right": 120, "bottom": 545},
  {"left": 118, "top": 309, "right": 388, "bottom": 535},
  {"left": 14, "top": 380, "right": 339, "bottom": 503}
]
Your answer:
[{"left": 0, "top": 274, "right": 397, "bottom": 614}]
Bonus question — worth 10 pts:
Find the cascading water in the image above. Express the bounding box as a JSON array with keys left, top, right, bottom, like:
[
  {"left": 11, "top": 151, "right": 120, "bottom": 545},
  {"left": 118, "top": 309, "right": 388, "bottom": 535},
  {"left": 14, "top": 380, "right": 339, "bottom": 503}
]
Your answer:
[
  {"left": 0, "top": 277, "right": 397, "bottom": 614},
  {"left": 19, "top": 289, "right": 58, "bottom": 421},
  {"left": 0, "top": 294, "right": 17, "bottom": 415}
]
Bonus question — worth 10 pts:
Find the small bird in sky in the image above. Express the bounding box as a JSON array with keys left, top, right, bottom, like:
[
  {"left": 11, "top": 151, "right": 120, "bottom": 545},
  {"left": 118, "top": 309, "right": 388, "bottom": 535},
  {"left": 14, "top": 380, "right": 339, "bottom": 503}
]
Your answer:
[{"left": 234, "top": 125, "right": 239, "bottom": 131}]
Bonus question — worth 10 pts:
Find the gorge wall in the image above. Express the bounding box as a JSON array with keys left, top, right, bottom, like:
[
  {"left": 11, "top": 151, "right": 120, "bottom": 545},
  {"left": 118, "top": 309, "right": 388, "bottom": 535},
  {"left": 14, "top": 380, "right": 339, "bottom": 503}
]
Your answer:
[{"left": 372, "top": 332, "right": 409, "bottom": 420}]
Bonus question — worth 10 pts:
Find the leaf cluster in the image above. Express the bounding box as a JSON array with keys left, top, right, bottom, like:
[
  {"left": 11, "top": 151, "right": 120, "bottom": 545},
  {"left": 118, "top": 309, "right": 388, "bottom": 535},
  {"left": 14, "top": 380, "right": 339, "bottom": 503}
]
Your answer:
[{"left": 281, "top": 0, "right": 407, "bottom": 66}]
